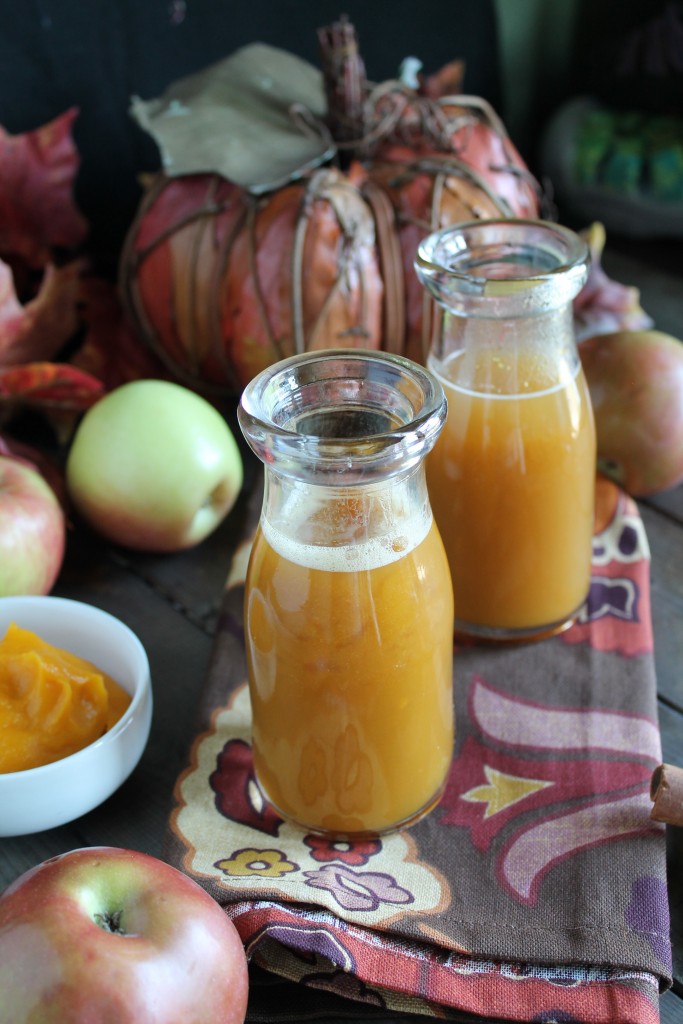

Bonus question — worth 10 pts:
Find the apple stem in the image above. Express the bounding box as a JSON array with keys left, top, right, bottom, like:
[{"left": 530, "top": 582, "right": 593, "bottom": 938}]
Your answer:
[{"left": 94, "top": 909, "right": 125, "bottom": 934}]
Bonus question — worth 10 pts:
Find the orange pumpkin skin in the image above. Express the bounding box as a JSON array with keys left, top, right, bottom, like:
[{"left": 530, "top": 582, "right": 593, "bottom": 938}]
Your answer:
[
  {"left": 120, "top": 20, "right": 546, "bottom": 393},
  {"left": 367, "top": 96, "right": 541, "bottom": 355},
  {"left": 365, "top": 104, "right": 541, "bottom": 363},
  {"left": 122, "top": 174, "right": 247, "bottom": 392},
  {"left": 121, "top": 165, "right": 384, "bottom": 394},
  {"left": 121, "top": 81, "right": 542, "bottom": 392},
  {"left": 371, "top": 93, "right": 541, "bottom": 221},
  {"left": 366, "top": 153, "right": 519, "bottom": 364},
  {"left": 420, "top": 99, "right": 540, "bottom": 219}
]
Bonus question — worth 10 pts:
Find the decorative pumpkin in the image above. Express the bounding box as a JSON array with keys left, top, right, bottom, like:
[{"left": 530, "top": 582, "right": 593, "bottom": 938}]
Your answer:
[
  {"left": 121, "top": 163, "right": 384, "bottom": 392},
  {"left": 120, "top": 21, "right": 542, "bottom": 394}
]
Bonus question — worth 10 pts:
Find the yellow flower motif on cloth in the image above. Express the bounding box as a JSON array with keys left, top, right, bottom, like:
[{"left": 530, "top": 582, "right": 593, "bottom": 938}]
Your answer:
[{"left": 216, "top": 847, "right": 299, "bottom": 878}]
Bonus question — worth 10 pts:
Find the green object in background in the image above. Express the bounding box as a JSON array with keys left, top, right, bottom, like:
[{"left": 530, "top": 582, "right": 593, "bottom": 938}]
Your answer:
[
  {"left": 572, "top": 104, "right": 683, "bottom": 202},
  {"left": 574, "top": 109, "right": 616, "bottom": 185},
  {"left": 645, "top": 117, "right": 683, "bottom": 201},
  {"left": 649, "top": 146, "right": 683, "bottom": 201},
  {"left": 602, "top": 133, "right": 644, "bottom": 196}
]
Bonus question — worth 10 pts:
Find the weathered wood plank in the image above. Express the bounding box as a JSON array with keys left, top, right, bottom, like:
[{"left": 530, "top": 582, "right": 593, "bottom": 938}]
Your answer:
[
  {"left": 602, "top": 241, "right": 683, "bottom": 341},
  {"left": 661, "top": 987, "right": 683, "bottom": 1023},
  {"left": 644, "top": 484, "right": 683, "bottom": 524},
  {"left": 657, "top": 701, "right": 683, "bottom": 990},
  {"left": 640, "top": 505, "right": 683, "bottom": 711}
]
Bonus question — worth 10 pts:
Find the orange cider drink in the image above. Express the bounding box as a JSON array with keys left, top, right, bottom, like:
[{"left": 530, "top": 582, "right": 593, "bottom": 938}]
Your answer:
[
  {"left": 239, "top": 349, "right": 454, "bottom": 837},
  {"left": 428, "top": 347, "right": 596, "bottom": 637},
  {"left": 245, "top": 501, "right": 454, "bottom": 837},
  {"left": 415, "top": 218, "right": 596, "bottom": 641}
]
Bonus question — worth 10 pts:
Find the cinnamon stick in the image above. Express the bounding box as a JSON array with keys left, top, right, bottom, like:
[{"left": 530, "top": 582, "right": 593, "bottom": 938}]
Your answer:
[{"left": 650, "top": 763, "right": 683, "bottom": 824}]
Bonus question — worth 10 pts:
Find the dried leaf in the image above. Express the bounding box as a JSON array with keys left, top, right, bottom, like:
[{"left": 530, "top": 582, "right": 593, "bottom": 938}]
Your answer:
[
  {"left": 419, "top": 60, "right": 466, "bottom": 99},
  {"left": 71, "top": 274, "right": 167, "bottom": 390},
  {"left": 130, "top": 44, "right": 334, "bottom": 193},
  {"left": 0, "top": 108, "right": 88, "bottom": 267},
  {"left": 574, "top": 222, "right": 654, "bottom": 340},
  {"left": 0, "top": 257, "right": 84, "bottom": 366},
  {"left": 0, "top": 359, "right": 103, "bottom": 403},
  {"left": 0, "top": 361, "right": 104, "bottom": 439}
]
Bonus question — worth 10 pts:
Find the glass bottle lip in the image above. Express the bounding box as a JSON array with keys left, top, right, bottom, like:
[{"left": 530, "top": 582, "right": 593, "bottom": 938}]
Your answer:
[
  {"left": 238, "top": 348, "right": 447, "bottom": 484},
  {"left": 415, "top": 218, "right": 590, "bottom": 317}
]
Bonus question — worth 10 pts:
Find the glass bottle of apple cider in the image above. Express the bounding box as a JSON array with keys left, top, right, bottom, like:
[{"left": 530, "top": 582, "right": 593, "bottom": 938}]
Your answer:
[
  {"left": 415, "top": 218, "right": 595, "bottom": 643},
  {"left": 238, "top": 350, "right": 454, "bottom": 838}
]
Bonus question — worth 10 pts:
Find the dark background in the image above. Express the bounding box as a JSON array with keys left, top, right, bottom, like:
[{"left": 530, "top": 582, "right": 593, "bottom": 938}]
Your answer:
[
  {"left": 0, "top": 0, "right": 676, "bottom": 266},
  {"left": 0, "top": 0, "right": 503, "bottom": 266}
]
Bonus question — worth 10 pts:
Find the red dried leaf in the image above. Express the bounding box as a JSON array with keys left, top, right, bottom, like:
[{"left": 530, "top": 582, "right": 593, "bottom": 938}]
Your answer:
[
  {"left": 0, "top": 360, "right": 105, "bottom": 445},
  {"left": 419, "top": 60, "right": 466, "bottom": 99},
  {"left": 0, "top": 361, "right": 104, "bottom": 409},
  {"left": 574, "top": 223, "right": 654, "bottom": 340},
  {"left": 0, "top": 256, "right": 84, "bottom": 366},
  {"left": 0, "top": 360, "right": 104, "bottom": 404},
  {"left": 71, "top": 273, "right": 167, "bottom": 390},
  {"left": 0, "top": 108, "right": 88, "bottom": 268}
]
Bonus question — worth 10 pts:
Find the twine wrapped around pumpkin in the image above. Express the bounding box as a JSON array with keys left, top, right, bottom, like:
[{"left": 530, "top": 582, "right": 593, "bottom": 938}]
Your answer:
[
  {"left": 120, "top": 164, "right": 384, "bottom": 393},
  {"left": 366, "top": 148, "right": 538, "bottom": 364},
  {"left": 120, "top": 20, "right": 544, "bottom": 394}
]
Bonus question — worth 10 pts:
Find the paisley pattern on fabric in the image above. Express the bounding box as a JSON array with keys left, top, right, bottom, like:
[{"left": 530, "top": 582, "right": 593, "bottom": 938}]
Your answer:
[
  {"left": 564, "top": 484, "right": 653, "bottom": 654},
  {"left": 175, "top": 684, "right": 448, "bottom": 928},
  {"left": 165, "top": 476, "right": 670, "bottom": 1024}
]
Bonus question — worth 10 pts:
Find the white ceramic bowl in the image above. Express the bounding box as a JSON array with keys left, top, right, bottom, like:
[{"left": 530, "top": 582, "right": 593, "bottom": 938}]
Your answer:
[{"left": 0, "top": 595, "right": 152, "bottom": 837}]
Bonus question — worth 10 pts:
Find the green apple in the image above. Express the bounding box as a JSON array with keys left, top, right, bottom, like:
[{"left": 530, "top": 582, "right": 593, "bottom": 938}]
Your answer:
[{"left": 66, "top": 380, "right": 243, "bottom": 551}]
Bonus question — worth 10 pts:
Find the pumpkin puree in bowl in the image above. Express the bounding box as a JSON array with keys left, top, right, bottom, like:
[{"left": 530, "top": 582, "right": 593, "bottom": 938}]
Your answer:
[{"left": 0, "top": 624, "right": 131, "bottom": 773}]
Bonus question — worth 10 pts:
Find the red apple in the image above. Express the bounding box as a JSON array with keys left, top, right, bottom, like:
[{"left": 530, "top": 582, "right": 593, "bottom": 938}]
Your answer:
[
  {"left": 0, "top": 847, "right": 249, "bottom": 1024},
  {"left": 0, "top": 455, "right": 65, "bottom": 596},
  {"left": 65, "top": 379, "right": 244, "bottom": 552},
  {"left": 579, "top": 329, "right": 683, "bottom": 496}
]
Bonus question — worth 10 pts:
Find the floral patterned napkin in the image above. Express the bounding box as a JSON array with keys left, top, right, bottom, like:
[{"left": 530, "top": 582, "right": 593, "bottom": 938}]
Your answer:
[{"left": 164, "top": 474, "right": 671, "bottom": 1024}]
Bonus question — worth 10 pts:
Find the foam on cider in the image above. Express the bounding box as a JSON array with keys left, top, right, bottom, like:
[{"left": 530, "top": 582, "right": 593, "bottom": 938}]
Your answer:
[{"left": 261, "top": 491, "right": 432, "bottom": 573}]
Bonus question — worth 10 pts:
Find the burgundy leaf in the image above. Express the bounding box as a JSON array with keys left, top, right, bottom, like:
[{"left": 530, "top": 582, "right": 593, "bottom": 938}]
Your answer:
[
  {"left": 0, "top": 257, "right": 84, "bottom": 366},
  {"left": 0, "top": 108, "right": 88, "bottom": 268}
]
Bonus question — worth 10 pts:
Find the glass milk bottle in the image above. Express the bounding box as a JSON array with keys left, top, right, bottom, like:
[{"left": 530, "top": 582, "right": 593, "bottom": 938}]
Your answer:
[
  {"left": 238, "top": 350, "right": 454, "bottom": 837},
  {"left": 415, "top": 219, "right": 596, "bottom": 643}
]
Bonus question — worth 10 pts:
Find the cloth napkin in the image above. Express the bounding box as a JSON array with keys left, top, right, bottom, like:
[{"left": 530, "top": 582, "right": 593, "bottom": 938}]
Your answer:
[{"left": 164, "top": 473, "right": 672, "bottom": 1024}]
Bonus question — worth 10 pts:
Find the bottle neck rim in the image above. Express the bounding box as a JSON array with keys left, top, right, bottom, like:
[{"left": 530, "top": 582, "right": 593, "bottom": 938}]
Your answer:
[
  {"left": 415, "top": 218, "right": 590, "bottom": 318},
  {"left": 238, "top": 349, "right": 447, "bottom": 484}
]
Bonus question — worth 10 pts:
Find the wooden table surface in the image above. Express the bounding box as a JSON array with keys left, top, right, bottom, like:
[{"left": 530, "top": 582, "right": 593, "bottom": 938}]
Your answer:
[{"left": 0, "top": 236, "right": 681, "bottom": 1023}]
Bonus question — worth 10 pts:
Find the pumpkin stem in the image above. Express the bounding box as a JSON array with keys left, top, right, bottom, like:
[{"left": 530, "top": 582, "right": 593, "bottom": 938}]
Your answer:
[{"left": 317, "top": 17, "right": 368, "bottom": 167}]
